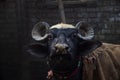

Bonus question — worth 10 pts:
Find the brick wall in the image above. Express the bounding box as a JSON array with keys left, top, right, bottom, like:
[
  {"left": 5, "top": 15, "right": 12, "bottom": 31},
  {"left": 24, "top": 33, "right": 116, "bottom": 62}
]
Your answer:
[
  {"left": 0, "top": 0, "right": 120, "bottom": 80},
  {"left": 25, "top": 0, "right": 120, "bottom": 43}
]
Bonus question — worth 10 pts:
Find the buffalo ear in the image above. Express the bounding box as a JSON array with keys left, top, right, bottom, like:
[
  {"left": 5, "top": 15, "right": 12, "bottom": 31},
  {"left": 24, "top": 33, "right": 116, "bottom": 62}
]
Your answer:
[
  {"left": 24, "top": 43, "right": 49, "bottom": 58},
  {"left": 78, "top": 40, "right": 102, "bottom": 56}
]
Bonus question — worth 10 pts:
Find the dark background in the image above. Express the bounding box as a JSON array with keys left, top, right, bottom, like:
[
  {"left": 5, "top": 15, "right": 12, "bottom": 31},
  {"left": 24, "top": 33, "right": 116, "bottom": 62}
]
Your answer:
[{"left": 0, "top": 0, "right": 120, "bottom": 80}]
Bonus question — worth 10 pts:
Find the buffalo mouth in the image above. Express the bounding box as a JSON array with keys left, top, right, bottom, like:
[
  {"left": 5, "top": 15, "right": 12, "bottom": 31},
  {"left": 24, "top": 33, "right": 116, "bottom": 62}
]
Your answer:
[
  {"left": 50, "top": 54, "right": 71, "bottom": 60},
  {"left": 48, "top": 54, "right": 78, "bottom": 73}
]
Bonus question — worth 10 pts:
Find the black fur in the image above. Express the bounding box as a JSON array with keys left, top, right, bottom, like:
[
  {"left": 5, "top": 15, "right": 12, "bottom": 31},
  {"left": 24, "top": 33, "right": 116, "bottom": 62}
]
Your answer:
[{"left": 25, "top": 28, "right": 102, "bottom": 80}]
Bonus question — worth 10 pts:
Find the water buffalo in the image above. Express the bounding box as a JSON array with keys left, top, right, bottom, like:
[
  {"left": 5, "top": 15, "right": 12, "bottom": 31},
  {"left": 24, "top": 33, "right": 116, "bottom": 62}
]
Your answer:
[{"left": 26, "top": 21, "right": 120, "bottom": 80}]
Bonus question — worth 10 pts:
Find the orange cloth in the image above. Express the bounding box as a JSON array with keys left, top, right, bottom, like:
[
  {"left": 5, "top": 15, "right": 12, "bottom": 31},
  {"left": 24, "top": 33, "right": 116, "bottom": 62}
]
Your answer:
[{"left": 82, "top": 43, "right": 120, "bottom": 80}]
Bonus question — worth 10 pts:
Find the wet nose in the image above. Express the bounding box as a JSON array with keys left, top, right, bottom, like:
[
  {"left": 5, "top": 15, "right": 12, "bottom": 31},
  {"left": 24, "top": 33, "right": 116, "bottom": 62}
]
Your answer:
[{"left": 55, "top": 43, "right": 69, "bottom": 53}]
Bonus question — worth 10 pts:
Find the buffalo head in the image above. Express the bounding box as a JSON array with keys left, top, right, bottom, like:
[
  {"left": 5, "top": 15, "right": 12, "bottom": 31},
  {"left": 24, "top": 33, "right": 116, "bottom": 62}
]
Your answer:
[{"left": 26, "top": 21, "right": 102, "bottom": 73}]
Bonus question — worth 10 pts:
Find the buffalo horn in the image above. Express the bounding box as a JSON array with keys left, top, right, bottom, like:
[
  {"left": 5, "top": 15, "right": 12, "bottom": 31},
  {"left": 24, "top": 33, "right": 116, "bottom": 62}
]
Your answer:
[
  {"left": 75, "top": 21, "right": 94, "bottom": 40},
  {"left": 32, "top": 22, "right": 50, "bottom": 41}
]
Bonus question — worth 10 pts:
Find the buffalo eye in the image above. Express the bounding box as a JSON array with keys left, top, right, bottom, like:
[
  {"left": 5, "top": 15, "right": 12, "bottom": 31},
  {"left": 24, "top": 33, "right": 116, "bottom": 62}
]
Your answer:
[
  {"left": 71, "top": 33, "right": 77, "bottom": 39},
  {"left": 48, "top": 33, "right": 54, "bottom": 40}
]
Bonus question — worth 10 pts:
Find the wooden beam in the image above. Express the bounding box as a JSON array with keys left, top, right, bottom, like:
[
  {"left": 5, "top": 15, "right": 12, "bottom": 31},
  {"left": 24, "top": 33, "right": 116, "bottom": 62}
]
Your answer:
[
  {"left": 57, "top": 0, "right": 66, "bottom": 23},
  {"left": 46, "top": 0, "right": 96, "bottom": 5}
]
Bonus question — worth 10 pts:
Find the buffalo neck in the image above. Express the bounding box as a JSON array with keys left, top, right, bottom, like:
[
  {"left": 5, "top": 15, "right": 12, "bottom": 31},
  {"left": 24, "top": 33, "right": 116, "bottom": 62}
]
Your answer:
[{"left": 47, "top": 57, "right": 83, "bottom": 80}]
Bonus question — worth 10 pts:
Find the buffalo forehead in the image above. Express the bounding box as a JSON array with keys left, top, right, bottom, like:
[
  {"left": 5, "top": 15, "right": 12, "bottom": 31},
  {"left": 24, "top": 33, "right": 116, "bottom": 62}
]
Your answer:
[
  {"left": 49, "top": 28, "right": 77, "bottom": 36},
  {"left": 50, "top": 23, "right": 75, "bottom": 29}
]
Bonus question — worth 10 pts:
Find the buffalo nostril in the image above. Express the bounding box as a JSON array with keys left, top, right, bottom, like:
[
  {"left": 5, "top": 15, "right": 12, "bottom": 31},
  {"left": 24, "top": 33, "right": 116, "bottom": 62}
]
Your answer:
[
  {"left": 64, "top": 44, "right": 69, "bottom": 50},
  {"left": 65, "top": 46, "right": 69, "bottom": 50}
]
